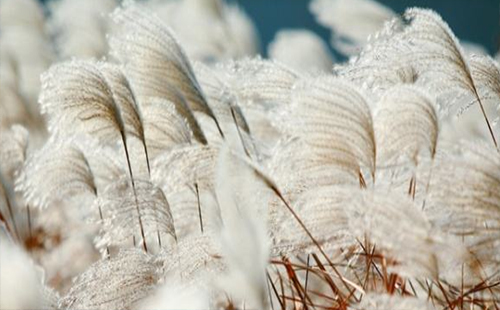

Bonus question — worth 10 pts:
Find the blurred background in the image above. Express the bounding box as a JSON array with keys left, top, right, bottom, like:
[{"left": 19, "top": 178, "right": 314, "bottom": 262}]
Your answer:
[
  {"left": 231, "top": 0, "right": 500, "bottom": 58},
  {"left": 36, "top": 0, "right": 500, "bottom": 58}
]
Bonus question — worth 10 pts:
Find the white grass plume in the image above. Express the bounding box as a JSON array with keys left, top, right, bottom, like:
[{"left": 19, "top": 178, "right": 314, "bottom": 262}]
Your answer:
[
  {"left": 48, "top": 0, "right": 117, "bottom": 59},
  {"left": 140, "top": 97, "right": 195, "bottom": 158},
  {"left": 109, "top": 3, "right": 224, "bottom": 137},
  {"left": 158, "top": 233, "right": 224, "bottom": 283},
  {"left": 288, "top": 77, "right": 376, "bottom": 181},
  {"left": 141, "top": 90, "right": 208, "bottom": 150},
  {"left": 0, "top": 236, "right": 43, "bottom": 310},
  {"left": 268, "top": 29, "right": 334, "bottom": 74},
  {"left": 146, "top": 0, "right": 259, "bottom": 61},
  {"left": 193, "top": 61, "right": 262, "bottom": 157},
  {"left": 0, "top": 168, "right": 22, "bottom": 241},
  {"left": 470, "top": 55, "right": 500, "bottom": 114},
  {"left": 401, "top": 8, "right": 498, "bottom": 148},
  {"left": 136, "top": 279, "right": 209, "bottom": 310},
  {"left": 40, "top": 60, "right": 129, "bottom": 145},
  {"left": 0, "top": 125, "right": 29, "bottom": 181},
  {"left": 151, "top": 145, "right": 219, "bottom": 237},
  {"left": 0, "top": 0, "right": 53, "bottom": 122},
  {"left": 214, "top": 146, "right": 270, "bottom": 310},
  {"left": 426, "top": 143, "right": 500, "bottom": 271},
  {"left": 0, "top": 52, "right": 34, "bottom": 128},
  {"left": 310, "top": 0, "right": 396, "bottom": 55},
  {"left": 374, "top": 85, "right": 439, "bottom": 165},
  {"left": 16, "top": 139, "right": 97, "bottom": 210},
  {"left": 98, "top": 62, "right": 151, "bottom": 173},
  {"left": 40, "top": 60, "right": 148, "bottom": 198},
  {"left": 97, "top": 178, "right": 176, "bottom": 253},
  {"left": 216, "top": 58, "right": 299, "bottom": 107},
  {"left": 61, "top": 248, "right": 160, "bottom": 310},
  {"left": 269, "top": 184, "right": 354, "bottom": 256},
  {"left": 359, "top": 293, "right": 435, "bottom": 310}
]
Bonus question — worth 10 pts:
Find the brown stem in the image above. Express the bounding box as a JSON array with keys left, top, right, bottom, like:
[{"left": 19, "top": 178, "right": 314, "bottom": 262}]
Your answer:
[{"left": 267, "top": 271, "right": 285, "bottom": 310}]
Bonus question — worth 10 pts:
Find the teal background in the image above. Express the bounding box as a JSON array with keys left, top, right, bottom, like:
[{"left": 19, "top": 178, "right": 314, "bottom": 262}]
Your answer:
[
  {"left": 39, "top": 0, "right": 500, "bottom": 57},
  {"left": 230, "top": 0, "right": 500, "bottom": 57}
]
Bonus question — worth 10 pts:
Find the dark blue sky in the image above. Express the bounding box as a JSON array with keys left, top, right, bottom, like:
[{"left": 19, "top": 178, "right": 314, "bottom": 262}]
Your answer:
[{"left": 231, "top": 0, "right": 500, "bottom": 57}]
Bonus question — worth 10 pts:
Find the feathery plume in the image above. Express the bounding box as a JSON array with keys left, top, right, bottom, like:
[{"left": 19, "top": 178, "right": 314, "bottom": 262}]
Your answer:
[
  {"left": 374, "top": 85, "right": 439, "bottom": 165},
  {"left": 97, "top": 178, "right": 176, "bottom": 252},
  {"left": 61, "top": 249, "right": 160, "bottom": 310},
  {"left": 310, "top": 0, "right": 396, "bottom": 55},
  {"left": 288, "top": 77, "right": 376, "bottom": 181},
  {"left": 16, "top": 139, "right": 97, "bottom": 210},
  {"left": 0, "top": 125, "right": 29, "bottom": 181},
  {"left": 109, "top": 3, "right": 224, "bottom": 137},
  {"left": 426, "top": 143, "right": 500, "bottom": 270},
  {"left": 401, "top": 8, "right": 497, "bottom": 148},
  {"left": 268, "top": 29, "right": 334, "bottom": 74}
]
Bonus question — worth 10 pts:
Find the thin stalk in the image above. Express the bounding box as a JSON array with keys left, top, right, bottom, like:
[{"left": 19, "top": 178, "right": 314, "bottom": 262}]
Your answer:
[
  {"left": 97, "top": 203, "right": 110, "bottom": 257},
  {"left": 304, "top": 254, "right": 310, "bottom": 303},
  {"left": 195, "top": 183, "right": 203, "bottom": 233},
  {"left": 27, "top": 204, "right": 32, "bottom": 239},
  {"left": 473, "top": 89, "right": 498, "bottom": 150},
  {"left": 4, "top": 195, "right": 20, "bottom": 241},
  {"left": 230, "top": 106, "right": 252, "bottom": 159},
  {"left": 271, "top": 185, "right": 361, "bottom": 297},
  {"left": 267, "top": 271, "right": 285, "bottom": 310},
  {"left": 121, "top": 135, "right": 148, "bottom": 253}
]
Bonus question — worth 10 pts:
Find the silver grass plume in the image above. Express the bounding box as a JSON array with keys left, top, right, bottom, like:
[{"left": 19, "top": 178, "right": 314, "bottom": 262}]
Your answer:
[
  {"left": 269, "top": 184, "right": 354, "bottom": 257},
  {"left": 0, "top": 125, "right": 29, "bottom": 181},
  {"left": 140, "top": 89, "right": 208, "bottom": 149},
  {"left": 193, "top": 62, "right": 257, "bottom": 157},
  {"left": 268, "top": 138, "right": 359, "bottom": 202},
  {"left": 140, "top": 97, "right": 196, "bottom": 158},
  {"left": 47, "top": 0, "right": 117, "bottom": 59},
  {"left": 152, "top": 145, "right": 218, "bottom": 194},
  {"left": 426, "top": 143, "right": 500, "bottom": 273},
  {"left": 109, "top": 3, "right": 225, "bottom": 137},
  {"left": 216, "top": 58, "right": 299, "bottom": 107},
  {"left": 40, "top": 60, "right": 134, "bottom": 147},
  {"left": 215, "top": 146, "right": 270, "bottom": 309},
  {"left": 358, "top": 293, "right": 435, "bottom": 310},
  {"left": 97, "top": 178, "right": 176, "bottom": 253},
  {"left": 469, "top": 55, "right": 500, "bottom": 125},
  {"left": 268, "top": 29, "right": 335, "bottom": 74},
  {"left": 16, "top": 139, "right": 97, "bottom": 210},
  {"left": 158, "top": 233, "right": 224, "bottom": 285},
  {"left": 98, "top": 62, "right": 151, "bottom": 174},
  {"left": 271, "top": 185, "right": 447, "bottom": 280},
  {"left": 344, "top": 187, "right": 443, "bottom": 280},
  {"left": 374, "top": 85, "right": 439, "bottom": 165},
  {"left": 40, "top": 59, "right": 150, "bottom": 251},
  {"left": 0, "top": 236, "right": 44, "bottom": 309},
  {"left": 0, "top": 168, "right": 21, "bottom": 241},
  {"left": 0, "top": 51, "right": 36, "bottom": 128},
  {"left": 310, "top": 0, "right": 396, "bottom": 56},
  {"left": 400, "top": 8, "right": 497, "bottom": 148},
  {"left": 61, "top": 248, "right": 161, "bottom": 310},
  {"left": 151, "top": 145, "right": 218, "bottom": 237},
  {"left": 287, "top": 76, "right": 376, "bottom": 184}
]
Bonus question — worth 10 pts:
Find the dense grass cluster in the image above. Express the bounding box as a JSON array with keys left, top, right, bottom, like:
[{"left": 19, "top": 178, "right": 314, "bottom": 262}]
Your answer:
[{"left": 1, "top": 0, "right": 500, "bottom": 309}]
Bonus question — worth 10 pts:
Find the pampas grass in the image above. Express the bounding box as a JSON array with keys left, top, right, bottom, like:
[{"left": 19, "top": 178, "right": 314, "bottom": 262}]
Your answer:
[{"left": 1, "top": 0, "right": 499, "bottom": 309}]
